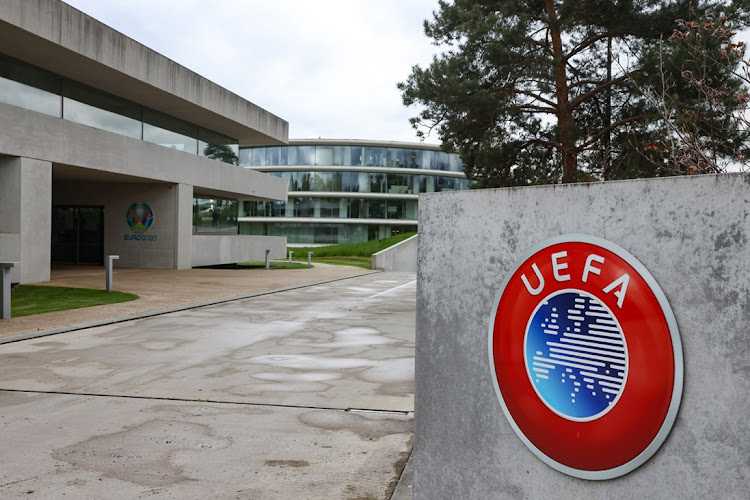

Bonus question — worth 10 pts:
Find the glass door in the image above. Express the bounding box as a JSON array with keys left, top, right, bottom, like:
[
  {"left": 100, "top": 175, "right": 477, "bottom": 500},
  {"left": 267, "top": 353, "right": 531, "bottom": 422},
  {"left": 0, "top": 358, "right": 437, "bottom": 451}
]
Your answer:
[{"left": 51, "top": 206, "right": 104, "bottom": 265}]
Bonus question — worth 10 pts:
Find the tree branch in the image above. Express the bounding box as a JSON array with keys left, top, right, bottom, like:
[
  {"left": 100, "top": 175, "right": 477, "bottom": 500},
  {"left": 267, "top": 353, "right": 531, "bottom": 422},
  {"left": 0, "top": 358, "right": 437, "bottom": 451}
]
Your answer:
[
  {"left": 576, "top": 115, "right": 647, "bottom": 152},
  {"left": 569, "top": 74, "right": 631, "bottom": 110}
]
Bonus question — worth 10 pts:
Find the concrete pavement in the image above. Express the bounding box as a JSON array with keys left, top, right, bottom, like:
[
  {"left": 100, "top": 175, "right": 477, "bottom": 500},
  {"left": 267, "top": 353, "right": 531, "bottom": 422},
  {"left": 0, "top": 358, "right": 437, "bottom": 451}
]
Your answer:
[
  {"left": 0, "top": 263, "right": 373, "bottom": 340},
  {"left": 0, "top": 270, "right": 416, "bottom": 499}
]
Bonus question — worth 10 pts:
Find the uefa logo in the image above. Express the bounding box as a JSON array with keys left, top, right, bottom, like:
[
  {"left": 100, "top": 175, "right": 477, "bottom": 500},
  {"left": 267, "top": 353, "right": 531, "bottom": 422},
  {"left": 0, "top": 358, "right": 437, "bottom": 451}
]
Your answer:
[
  {"left": 126, "top": 202, "right": 154, "bottom": 234},
  {"left": 489, "top": 234, "right": 683, "bottom": 480}
]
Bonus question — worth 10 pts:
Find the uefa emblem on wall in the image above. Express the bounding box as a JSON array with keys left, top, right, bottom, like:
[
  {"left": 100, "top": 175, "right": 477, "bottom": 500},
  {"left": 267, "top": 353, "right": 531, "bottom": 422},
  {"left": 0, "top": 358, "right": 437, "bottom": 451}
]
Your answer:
[{"left": 488, "top": 234, "right": 683, "bottom": 480}]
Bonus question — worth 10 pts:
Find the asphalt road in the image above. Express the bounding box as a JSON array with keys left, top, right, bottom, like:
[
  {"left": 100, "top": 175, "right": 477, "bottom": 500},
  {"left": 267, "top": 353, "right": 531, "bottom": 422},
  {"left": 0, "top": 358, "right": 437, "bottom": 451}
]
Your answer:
[{"left": 0, "top": 272, "right": 416, "bottom": 499}]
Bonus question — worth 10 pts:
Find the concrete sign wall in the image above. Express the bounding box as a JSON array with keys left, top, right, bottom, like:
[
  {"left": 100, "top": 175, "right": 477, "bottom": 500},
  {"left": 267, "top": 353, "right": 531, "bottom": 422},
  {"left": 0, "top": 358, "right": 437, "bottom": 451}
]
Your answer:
[
  {"left": 55, "top": 182, "right": 181, "bottom": 269},
  {"left": 416, "top": 173, "right": 750, "bottom": 499}
]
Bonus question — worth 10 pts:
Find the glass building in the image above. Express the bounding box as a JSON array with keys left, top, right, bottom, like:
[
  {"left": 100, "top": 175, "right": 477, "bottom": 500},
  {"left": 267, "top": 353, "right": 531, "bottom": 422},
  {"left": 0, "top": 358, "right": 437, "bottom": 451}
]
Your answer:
[{"left": 238, "top": 140, "right": 471, "bottom": 245}]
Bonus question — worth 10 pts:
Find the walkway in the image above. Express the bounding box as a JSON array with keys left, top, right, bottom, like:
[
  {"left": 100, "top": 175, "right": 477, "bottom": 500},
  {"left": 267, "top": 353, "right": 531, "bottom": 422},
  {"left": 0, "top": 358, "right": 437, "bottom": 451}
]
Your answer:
[{"left": 0, "top": 267, "right": 415, "bottom": 499}]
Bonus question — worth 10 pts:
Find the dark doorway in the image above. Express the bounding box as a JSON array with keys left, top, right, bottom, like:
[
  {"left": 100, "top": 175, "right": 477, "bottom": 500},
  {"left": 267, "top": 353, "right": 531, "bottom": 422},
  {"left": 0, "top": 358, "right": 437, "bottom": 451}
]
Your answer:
[{"left": 51, "top": 206, "right": 104, "bottom": 265}]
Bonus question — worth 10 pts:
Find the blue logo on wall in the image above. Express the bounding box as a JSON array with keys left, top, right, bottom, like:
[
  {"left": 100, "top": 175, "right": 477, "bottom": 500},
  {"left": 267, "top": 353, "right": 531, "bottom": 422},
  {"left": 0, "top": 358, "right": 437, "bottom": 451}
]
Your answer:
[
  {"left": 126, "top": 202, "right": 154, "bottom": 233},
  {"left": 525, "top": 289, "right": 628, "bottom": 421},
  {"left": 124, "top": 202, "right": 157, "bottom": 241}
]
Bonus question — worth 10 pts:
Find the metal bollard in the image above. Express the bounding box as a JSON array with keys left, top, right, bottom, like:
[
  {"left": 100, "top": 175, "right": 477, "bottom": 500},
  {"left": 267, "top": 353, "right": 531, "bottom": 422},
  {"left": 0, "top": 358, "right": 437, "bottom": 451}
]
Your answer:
[
  {"left": 0, "top": 262, "right": 19, "bottom": 319},
  {"left": 307, "top": 251, "right": 313, "bottom": 268},
  {"left": 288, "top": 251, "right": 293, "bottom": 263},
  {"left": 265, "top": 249, "right": 271, "bottom": 270},
  {"left": 105, "top": 255, "right": 119, "bottom": 292}
]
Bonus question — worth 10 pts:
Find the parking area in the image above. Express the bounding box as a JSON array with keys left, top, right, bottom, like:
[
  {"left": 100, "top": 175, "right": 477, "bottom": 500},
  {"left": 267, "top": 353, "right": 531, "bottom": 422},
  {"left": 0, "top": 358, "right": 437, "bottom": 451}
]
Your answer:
[{"left": 0, "top": 272, "right": 416, "bottom": 499}]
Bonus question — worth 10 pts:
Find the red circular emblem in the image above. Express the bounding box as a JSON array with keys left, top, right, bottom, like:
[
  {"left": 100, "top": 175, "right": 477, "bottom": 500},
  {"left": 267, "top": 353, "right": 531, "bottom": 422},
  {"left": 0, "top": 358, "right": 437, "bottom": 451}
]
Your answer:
[{"left": 488, "top": 234, "right": 682, "bottom": 479}]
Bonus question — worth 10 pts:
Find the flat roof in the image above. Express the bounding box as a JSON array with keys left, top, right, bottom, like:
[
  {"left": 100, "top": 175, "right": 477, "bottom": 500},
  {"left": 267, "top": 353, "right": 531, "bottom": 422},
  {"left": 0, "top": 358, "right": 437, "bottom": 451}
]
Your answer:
[
  {"left": 0, "top": 0, "right": 288, "bottom": 146},
  {"left": 287, "top": 139, "right": 445, "bottom": 151}
]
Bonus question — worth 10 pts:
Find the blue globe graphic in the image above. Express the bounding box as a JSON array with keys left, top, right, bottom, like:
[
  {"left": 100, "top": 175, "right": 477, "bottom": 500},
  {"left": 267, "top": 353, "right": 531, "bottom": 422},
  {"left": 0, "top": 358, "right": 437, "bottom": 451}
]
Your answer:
[{"left": 525, "top": 289, "right": 628, "bottom": 421}]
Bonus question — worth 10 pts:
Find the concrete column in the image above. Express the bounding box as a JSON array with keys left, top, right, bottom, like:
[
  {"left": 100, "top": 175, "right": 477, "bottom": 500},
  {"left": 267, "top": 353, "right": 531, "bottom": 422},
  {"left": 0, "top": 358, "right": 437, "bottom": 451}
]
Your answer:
[
  {"left": 174, "top": 183, "right": 193, "bottom": 269},
  {"left": 0, "top": 157, "right": 51, "bottom": 284}
]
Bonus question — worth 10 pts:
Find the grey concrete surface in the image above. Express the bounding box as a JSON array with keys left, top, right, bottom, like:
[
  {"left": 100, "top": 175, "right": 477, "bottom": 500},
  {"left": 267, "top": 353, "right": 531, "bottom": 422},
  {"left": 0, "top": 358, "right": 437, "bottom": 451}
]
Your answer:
[
  {"left": 0, "top": 0, "right": 288, "bottom": 145},
  {"left": 0, "top": 272, "right": 416, "bottom": 498},
  {"left": 0, "top": 100, "right": 287, "bottom": 277},
  {"left": 192, "top": 235, "right": 287, "bottom": 267},
  {"left": 0, "top": 102, "right": 287, "bottom": 202},
  {"left": 373, "top": 235, "right": 418, "bottom": 273},
  {"left": 0, "top": 264, "right": 374, "bottom": 339},
  {"left": 0, "top": 157, "right": 52, "bottom": 283},
  {"left": 416, "top": 173, "right": 750, "bottom": 499}
]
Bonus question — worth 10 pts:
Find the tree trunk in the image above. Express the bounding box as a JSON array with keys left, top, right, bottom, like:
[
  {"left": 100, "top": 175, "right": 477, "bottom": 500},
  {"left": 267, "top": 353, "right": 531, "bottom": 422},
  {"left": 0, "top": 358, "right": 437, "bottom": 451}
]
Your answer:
[{"left": 545, "top": 0, "right": 578, "bottom": 183}]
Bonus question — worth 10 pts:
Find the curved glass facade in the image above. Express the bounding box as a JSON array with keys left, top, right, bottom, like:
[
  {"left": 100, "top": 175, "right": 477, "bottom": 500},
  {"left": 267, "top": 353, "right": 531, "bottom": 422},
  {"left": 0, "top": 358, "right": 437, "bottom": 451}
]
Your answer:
[
  {"left": 239, "top": 144, "right": 463, "bottom": 172},
  {"left": 239, "top": 141, "right": 470, "bottom": 245}
]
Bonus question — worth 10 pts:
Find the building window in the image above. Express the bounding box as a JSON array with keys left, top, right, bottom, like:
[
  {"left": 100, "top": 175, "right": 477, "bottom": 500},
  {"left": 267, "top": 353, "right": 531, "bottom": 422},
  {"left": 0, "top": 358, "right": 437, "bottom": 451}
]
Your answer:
[
  {"left": 0, "top": 53, "right": 239, "bottom": 164},
  {"left": 193, "top": 196, "right": 238, "bottom": 234}
]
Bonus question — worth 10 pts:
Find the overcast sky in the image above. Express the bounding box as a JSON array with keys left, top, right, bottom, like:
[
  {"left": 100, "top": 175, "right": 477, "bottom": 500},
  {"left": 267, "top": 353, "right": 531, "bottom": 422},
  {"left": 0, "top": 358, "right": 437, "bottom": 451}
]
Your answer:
[{"left": 62, "top": 0, "right": 443, "bottom": 144}]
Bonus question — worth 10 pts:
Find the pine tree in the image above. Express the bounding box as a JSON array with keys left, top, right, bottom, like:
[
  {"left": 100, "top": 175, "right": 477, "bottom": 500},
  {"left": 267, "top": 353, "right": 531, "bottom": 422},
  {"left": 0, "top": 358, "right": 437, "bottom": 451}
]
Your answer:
[{"left": 399, "top": 0, "right": 750, "bottom": 187}]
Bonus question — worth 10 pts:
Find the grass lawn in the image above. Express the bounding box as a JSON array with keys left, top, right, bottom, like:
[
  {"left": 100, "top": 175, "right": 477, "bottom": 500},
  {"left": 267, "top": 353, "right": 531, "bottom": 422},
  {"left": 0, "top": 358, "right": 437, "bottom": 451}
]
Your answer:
[
  {"left": 11, "top": 285, "right": 139, "bottom": 318},
  {"left": 290, "top": 232, "right": 416, "bottom": 269}
]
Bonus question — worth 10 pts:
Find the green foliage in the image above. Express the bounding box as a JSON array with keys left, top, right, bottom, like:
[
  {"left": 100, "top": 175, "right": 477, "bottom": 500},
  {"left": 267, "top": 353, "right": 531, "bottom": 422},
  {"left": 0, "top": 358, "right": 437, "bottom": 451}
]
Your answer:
[
  {"left": 289, "top": 232, "right": 418, "bottom": 269},
  {"left": 628, "top": 14, "right": 750, "bottom": 173},
  {"left": 202, "top": 143, "right": 239, "bottom": 165},
  {"left": 291, "top": 232, "right": 417, "bottom": 258},
  {"left": 399, "top": 0, "right": 750, "bottom": 187},
  {"left": 11, "top": 285, "right": 138, "bottom": 317}
]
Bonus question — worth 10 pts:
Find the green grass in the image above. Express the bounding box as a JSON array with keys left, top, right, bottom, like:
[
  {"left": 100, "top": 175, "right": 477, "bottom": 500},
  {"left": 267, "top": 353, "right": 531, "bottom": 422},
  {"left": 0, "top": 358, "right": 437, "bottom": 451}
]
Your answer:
[
  {"left": 289, "top": 232, "right": 417, "bottom": 269},
  {"left": 11, "top": 285, "right": 139, "bottom": 318},
  {"left": 237, "top": 261, "right": 311, "bottom": 270}
]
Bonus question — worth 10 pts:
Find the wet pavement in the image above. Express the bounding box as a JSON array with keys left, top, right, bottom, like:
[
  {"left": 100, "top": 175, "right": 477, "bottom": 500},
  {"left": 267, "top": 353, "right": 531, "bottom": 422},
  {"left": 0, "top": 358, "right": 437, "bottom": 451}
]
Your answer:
[{"left": 0, "top": 272, "right": 416, "bottom": 499}]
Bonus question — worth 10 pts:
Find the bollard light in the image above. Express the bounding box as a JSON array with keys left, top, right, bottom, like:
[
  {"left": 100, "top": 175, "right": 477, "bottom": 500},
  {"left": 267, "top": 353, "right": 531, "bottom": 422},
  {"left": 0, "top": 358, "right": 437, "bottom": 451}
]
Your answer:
[
  {"left": 0, "top": 262, "right": 19, "bottom": 319},
  {"left": 308, "top": 251, "right": 313, "bottom": 268},
  {"left": 265, "top": 249, "right": 271, "bottom": 270},
  {"left": 105, "top": 255, "right": 120, "bottom": 292}
]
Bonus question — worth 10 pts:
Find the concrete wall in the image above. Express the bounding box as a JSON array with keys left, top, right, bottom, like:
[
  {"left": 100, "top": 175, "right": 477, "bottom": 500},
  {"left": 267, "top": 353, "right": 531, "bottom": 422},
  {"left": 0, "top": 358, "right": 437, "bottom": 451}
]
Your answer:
[
  {"left": 0, "top": 0, "right": 288, "bottom": 145},
  {"left": 0, "top": 157, "right": 51, "bottom": 283},
  {"left": 416, "top": 173, "right": 750, "bottom": 499},
  {"left": 372, "top": 234, "right": 418, "bottom": 272},
  {"left": 192, "top": 235, "right": 286, "bottom": 268},
  {"left": 55, "top": 182, "right": 181, "bottom": 269},
  {"left": 0, "top": 102, "right": 286, "bottom": 202}
]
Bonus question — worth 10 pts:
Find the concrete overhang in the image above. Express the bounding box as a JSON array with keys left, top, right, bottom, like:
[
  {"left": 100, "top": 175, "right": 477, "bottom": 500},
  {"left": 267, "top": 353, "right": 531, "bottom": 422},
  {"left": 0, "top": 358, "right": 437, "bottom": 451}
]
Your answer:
[{"left": 0, "top": 0, "right": 288, "bottom": 146}]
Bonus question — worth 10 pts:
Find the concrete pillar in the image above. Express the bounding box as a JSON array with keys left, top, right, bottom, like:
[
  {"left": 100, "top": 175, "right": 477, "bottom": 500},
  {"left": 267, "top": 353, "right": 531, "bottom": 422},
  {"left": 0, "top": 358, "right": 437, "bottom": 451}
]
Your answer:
[
  {"left": 0, "top": 157, "right": 51, "bottom": 284},
  {"left": 174, "top": 183, "right": 193, "bottom": 270}
]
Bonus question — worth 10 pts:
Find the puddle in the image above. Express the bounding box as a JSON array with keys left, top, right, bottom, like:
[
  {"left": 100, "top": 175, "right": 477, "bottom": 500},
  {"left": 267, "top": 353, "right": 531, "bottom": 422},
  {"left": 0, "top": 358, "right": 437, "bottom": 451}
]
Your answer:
[
  {"left": 359, "top": 358, "right": 415, "bottom": 384},
  {"left": 249, "top": 354, "right": 374, "bottom": 370},
  {"left": 299, "top": 411, "right": 412, "bottom": 441},
  {"left": 52, "top": 419, "right": 230, "bottom": 487}
]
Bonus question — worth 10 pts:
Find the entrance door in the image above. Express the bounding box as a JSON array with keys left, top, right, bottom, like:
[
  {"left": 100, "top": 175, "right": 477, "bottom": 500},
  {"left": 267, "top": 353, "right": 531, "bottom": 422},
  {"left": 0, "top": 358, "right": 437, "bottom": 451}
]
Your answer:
[{"left": 51, "top": 206, "right": 104, "bottom": 265}]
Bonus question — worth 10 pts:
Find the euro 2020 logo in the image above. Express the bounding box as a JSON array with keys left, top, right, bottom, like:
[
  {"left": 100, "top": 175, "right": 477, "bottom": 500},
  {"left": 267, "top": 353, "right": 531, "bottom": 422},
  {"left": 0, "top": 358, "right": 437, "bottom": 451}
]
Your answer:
[
  {"left": 489, "top": 234, "right": 682, "bottom": 480},
  {"left": 126, "top": 202, "right": 154, "bottom": 234}
]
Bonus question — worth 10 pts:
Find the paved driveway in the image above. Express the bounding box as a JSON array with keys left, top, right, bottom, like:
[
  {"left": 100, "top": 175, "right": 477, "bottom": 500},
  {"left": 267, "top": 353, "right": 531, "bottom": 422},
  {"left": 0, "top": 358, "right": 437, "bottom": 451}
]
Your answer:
[{"left": 0, "top": 272, "right": 416, "bottom": 499}]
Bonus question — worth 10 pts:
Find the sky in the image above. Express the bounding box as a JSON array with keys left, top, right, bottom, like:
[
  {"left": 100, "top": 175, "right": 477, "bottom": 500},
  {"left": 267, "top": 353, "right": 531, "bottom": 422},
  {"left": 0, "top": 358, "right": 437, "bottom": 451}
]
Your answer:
[{"left": 62, "top": 0, "right": 444, "bottom": 145}]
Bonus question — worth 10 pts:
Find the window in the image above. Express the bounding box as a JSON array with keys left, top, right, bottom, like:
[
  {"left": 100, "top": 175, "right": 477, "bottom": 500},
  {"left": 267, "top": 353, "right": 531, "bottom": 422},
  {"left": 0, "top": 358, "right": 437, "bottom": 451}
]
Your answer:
[{"left": 193, "top": 196, "right": 238, "bottom": 234}]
